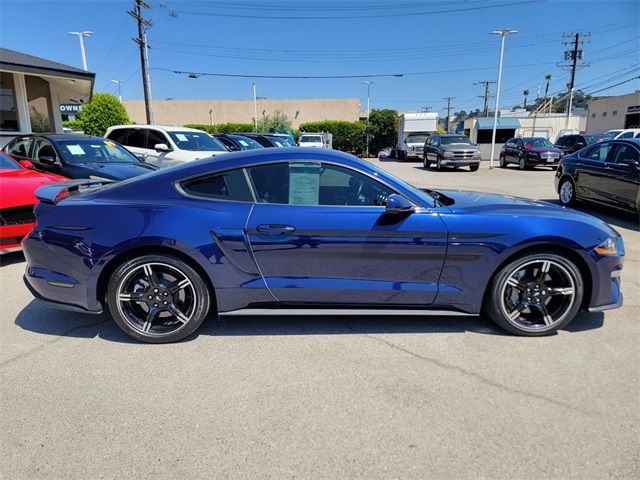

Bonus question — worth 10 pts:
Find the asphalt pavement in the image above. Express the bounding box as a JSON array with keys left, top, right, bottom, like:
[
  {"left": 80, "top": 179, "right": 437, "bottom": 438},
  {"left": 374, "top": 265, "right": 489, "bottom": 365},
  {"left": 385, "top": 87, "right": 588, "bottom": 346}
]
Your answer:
[{"left": 1, "top": 158, "right": 638, "bottom": 479}]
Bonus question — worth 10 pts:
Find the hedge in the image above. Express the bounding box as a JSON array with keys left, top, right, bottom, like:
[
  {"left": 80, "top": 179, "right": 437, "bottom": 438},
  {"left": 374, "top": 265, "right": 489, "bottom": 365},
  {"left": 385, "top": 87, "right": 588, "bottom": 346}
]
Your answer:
[
  {"left": 298, "top": 120, "right": 367, "bottom": 154},
  {"left": 62, "top": 120, "right": 83, "bottom": 130},
  {"left": 184, "top": 123, "right": 255, "bottom": 134}
]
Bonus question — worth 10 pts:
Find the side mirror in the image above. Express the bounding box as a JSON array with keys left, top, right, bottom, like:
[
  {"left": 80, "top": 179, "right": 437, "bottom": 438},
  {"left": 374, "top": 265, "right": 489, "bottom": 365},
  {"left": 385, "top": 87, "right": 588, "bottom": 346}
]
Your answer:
[
  {"left": 39, "top": 155, "right": 58, "bottom": 166},
  {"left": 385, "top": 194, "right": 414, "bottom": 214},
  {"left": 19, "top": 160, "right": 34, "bottom": 169},
  {"left": 154, "top": 143, "right": 171, "bottom": 152},
  {"left": 135, "top": 154, "right": 146, "bottom": 162},
  {"left": 620, "top": 159, "right": 639, "bottom": 168}
]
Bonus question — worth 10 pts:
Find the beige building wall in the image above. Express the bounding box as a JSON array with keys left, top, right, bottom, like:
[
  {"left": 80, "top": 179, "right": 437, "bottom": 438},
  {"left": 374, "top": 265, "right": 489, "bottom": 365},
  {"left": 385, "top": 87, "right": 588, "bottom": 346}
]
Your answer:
[
  {"left": 586, "top": 92, "right": 640, "bottom": 133},
  {"left": 123, "top": 98, "right": 361, "bottom": 129}
]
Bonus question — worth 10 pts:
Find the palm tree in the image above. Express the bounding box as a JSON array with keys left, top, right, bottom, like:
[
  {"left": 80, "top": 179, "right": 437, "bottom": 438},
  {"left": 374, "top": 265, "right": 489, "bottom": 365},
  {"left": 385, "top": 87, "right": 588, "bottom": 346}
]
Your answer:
[
  {"left": 543, "top": 74, "right": 552, "bottom": 113},
  {"left": 523, "top": 89, "right": 530, "bottom": 109}
]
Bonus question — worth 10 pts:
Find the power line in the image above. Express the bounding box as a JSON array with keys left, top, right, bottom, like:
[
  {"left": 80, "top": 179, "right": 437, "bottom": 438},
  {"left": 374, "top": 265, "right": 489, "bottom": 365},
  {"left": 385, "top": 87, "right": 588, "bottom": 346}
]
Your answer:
[{"left": 585, "top": 76, "right": 640, "bottom": 95}]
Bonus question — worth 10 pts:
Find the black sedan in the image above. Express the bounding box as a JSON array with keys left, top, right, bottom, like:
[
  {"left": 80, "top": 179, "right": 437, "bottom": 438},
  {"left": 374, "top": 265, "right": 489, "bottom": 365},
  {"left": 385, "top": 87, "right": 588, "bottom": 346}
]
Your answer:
[
  {"left": 555, "top": 139, "right": 639, "bottom": 213},
  {"left": 214, "top": 133, "right": 264, "bottom": 151},
  {"left": 3, "top": 134, "right": 156, "bottom": 181},
  {"left": 240, "top": 133, "right": 289, "bottom": 148},
  {"left": 500, "top": 137, "right": 562, "bottom": 170}
]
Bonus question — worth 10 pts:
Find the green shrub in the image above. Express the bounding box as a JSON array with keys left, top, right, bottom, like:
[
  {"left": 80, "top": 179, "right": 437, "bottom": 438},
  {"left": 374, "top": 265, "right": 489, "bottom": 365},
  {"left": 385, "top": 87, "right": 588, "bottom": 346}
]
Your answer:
[
  {"left": 76, "top": 93, "right": 130, "bottom": 136},
  {"left": 62, "top": 120, "right": 83, "bottom": 130},
  {"left": 366, "top": 109, "right": 398, "bottom": 153},
  {"left": 184, "top": 123, "right": 255, "bottom": 134},
  {"left": 299, "top": 120, "right": 367, "bottom": 154}
]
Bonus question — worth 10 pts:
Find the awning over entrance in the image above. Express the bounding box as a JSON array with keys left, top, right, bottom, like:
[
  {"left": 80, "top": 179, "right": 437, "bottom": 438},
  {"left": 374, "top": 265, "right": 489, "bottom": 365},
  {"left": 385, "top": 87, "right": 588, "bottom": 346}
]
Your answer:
[{"left": 476, "top": 118, "right": 521, "bottom": 130}]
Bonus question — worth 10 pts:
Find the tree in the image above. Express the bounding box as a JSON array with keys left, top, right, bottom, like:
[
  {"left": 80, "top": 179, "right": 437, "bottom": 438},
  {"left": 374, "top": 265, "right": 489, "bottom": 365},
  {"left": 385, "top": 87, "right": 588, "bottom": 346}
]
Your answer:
[
  {"left": 522, "top": 89, "right": 530, "bottom": 109},
  {"left": 76, "top": 93, "right": 130, "bottom": 136},
  {"left": 366, "top": 109, "right": 398, "bottom": 154},
  {"left": 551, "top": 89, "right": 596, "bottom": 114},
  {"left": 256, "top": 109, "right": 292, "bottom": 132}
]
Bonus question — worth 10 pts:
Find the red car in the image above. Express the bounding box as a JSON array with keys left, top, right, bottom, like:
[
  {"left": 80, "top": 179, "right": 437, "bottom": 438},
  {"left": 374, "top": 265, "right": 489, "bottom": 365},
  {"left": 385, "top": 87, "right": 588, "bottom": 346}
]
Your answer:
[{"left": 0, "top": 152, "right": 66, "bottom": 254}]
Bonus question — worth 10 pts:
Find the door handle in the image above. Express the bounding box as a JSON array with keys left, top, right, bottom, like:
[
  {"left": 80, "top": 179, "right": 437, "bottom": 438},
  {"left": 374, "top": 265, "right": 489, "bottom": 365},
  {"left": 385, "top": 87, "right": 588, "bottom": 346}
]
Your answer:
[{"left": 256, "top": 224, "right": 295, "bottom": 235}]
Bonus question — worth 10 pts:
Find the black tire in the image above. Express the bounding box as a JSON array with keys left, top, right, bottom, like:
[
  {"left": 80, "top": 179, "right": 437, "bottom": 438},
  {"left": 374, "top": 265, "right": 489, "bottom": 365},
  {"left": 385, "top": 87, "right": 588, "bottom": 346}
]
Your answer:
[
  {"left": 558, "top": 177, "right": 576, "bottom": 206},
  {"left": 107, "top": 254, "right": 212, "bottom": 343},
  {"left": 422, "top": 155, "right": 430, "bottom": 169},
  {"left": 436, "top": 155, "right": 443, "bottom": 171},
  {"left": 469, "top": 164, "right": 480, "bottom": 172},
  {"left": 499, "top": 155, "right": 507, "bottom": 168},
  {"left": 518, "top": 156, "right": 527, "bottom": 170},
  {"left": 484, "top": 252, "right": 584, "bottom": 336}
]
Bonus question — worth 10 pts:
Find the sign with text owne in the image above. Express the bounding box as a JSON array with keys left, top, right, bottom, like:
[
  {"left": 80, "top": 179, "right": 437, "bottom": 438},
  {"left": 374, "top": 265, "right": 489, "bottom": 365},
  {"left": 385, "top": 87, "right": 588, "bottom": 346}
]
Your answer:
[{"left": 60, "top": 104, "right": 82, "bottom": 114}]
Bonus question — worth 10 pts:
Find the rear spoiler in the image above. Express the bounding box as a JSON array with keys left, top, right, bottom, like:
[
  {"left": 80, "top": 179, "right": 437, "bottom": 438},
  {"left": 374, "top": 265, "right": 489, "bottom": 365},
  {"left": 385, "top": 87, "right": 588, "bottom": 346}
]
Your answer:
[{"left": 35, "top": 179, "right": 114, "bottom": 204}]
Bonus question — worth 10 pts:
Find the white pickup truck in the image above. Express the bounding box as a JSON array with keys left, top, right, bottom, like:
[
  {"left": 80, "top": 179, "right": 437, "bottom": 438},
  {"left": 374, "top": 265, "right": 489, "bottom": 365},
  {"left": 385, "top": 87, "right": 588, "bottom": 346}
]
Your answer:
[{"left": 298, "top": 132, "right": 333, "bottom": 149}]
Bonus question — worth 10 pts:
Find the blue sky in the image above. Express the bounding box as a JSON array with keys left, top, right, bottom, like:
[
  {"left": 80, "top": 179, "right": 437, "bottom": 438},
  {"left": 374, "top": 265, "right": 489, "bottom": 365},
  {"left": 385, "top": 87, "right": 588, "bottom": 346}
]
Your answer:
[{"left": 1, "top": 0, "right": 638, "bottom": 115}]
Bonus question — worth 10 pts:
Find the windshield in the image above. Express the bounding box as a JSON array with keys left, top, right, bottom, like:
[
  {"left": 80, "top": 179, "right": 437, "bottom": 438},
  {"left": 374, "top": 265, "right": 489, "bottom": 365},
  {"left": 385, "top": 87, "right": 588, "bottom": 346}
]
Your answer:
[
  {"left": 58, "top": 139, "right": 140, "bottom": 164},
  {"left": 522, "top": 138, "right": 554, "bottom": 148},
  {"left": 0, "top": 152, "right": 21, "bottom": 170},
  {"left": 168, "top": 132, "right": 227, "bottom": 152},
  {"left": 584, "top": 134, "right": 608, "bottom": 144},
  {"left": 229, "top": 135, "right": 263, "bottom": 149},
  {"left": 406, "top": 134, "right": 429, "bottom": 144},
  {"left": 440, "top": 135, "right": 473, "bottom": 146},
  {"left": 270, "top": 135, "right": 296, "bottom": 146},
  {"left": 300, "top": 135, "right": 323, "bottom": 143}
]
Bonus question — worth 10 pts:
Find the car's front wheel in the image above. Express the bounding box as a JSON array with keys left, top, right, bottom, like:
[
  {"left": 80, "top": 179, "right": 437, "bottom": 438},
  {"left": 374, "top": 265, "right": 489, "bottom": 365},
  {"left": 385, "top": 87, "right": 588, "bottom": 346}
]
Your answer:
[
  {"left": 518, "top": 156, "right": 527, "bottom": 170},
  {"left": 107, "top": 254, "right": 212, "bottom": 343},
  {"left": 499, "top": 155, "right": 507, "bottom": 168},
  {"left": 484, "top": 253, "right": 584, "bottom": 336},
  {"left": 436, "top": 155, "right": 444, "bottom": 171},
  {"left": 469, "top": 164, "right": 480, "bottom": 172},
  {"left": 558, "top": 177, "right": 576, "bottom": 206},
  {"left": 422, "top": 155, "right": 430, "bottom": 169}
]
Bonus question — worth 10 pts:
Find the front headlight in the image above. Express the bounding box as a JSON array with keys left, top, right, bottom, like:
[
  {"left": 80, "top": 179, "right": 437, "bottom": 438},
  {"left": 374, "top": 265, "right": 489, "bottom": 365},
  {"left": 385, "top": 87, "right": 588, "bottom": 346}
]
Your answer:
[
  {"left": 443, "top": 151, "right": 454, "bottom": 158},
  {"left": 595, "top": 237, "right": 623, "bottom": 256}
]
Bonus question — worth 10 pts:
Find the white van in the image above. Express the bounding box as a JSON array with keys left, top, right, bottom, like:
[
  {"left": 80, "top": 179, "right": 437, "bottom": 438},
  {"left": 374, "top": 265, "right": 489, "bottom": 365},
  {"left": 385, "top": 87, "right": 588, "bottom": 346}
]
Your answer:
[{"left": 105, "top": 125, "right": 228, "bottom": 168}]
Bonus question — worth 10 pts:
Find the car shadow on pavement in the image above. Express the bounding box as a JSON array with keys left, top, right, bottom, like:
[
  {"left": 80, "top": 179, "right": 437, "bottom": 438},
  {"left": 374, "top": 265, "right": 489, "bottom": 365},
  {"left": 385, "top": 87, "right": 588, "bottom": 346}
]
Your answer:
[
  {"left": 15, "top": 299, "right": 604, "bottom": 343},
  {"left": 539, "top": 198, "right": 639, "bottom": 232},
  {"left": 0, "top": 251, "right": 26, "bottom": 267}
]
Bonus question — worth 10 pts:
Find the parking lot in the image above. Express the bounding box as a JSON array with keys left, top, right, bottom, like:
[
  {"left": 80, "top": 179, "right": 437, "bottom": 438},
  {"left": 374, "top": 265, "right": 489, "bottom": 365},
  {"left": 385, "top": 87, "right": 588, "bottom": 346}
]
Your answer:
[{"left": 1, "top": 159, "right": 638, "bottom": 479}]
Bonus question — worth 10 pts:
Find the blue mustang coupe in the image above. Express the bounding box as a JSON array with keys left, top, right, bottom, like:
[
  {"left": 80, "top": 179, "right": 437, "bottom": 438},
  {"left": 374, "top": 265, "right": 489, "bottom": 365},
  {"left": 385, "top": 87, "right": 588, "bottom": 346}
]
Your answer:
[{"left": 23, "top": 148, "right": 624, "bottom": 343}]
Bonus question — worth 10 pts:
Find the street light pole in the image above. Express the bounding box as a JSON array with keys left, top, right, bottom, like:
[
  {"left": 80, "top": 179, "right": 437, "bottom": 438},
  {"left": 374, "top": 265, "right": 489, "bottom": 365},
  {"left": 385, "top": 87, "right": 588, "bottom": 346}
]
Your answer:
[
  {"left": 68, "top": 31, "right": 92, "bottom": 71},
  {"left": 110, "top": 79, "right": 123, "bottom": 102},
  {"left": 489, "top": 28, "right": 517, "bottom": 169},
  {"left": 363, "top": 81, "right": 374, "bottom": 157},
  {"left": 252, "top": 82, "right": 258, "bottom": 132}
]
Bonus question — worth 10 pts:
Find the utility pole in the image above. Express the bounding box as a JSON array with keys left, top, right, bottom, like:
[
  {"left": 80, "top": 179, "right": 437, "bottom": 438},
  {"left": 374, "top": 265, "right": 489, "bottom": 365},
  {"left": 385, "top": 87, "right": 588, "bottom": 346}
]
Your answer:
[
  {"left": 443, "top": 97, "right": 455, "bottom": 133},
  {"left": 128, "top": 0, "right": 154, "bottom": 124},
  {"left": 68, "top": 31, "right": 92, "bottom": 71},
  {"left": 421, "top": 106, "right": 431, "bottom": 113},
  {"left": 252, "top": 82, "right": 258, "bottom": 132},
  {"left": 475, "top": 81, "right": 495, "bottom": 117},
  {"left": 363, "top": 81, "right": 374, "bottom": 157},
  {"left": 110, "top": 79, "right": 123, "bottom": 102},
  {"left": 559, "top": 32, "right": 590, "bottom": 129}
]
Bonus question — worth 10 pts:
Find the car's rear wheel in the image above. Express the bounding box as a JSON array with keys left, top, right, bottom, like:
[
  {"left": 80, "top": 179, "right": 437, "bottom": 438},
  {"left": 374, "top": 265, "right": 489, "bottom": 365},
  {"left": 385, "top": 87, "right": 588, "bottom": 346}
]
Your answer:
[
  {"left": 469, "top": 164, "right": 480, "bottom": 172},
  {"left": 484, "top": 253, "right": 583, "bottom": 336},
  {"left": 107, "top": 254, "right": 211, "bottom": 343},
  {"left": 558, "top": 177, "right": 576, "bottom": 206}
]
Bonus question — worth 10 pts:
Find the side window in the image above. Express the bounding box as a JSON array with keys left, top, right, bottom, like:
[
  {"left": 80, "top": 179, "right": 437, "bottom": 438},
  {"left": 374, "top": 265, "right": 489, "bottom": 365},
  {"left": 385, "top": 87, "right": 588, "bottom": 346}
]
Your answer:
[
  {"left": 582, "top": 144, "right": 612, "bottom": 162},
  {"left": 32, "top": 139, "right": 57, "bottom": 163},
  {"left": 555, "top": 136, "right": 566, "bottom": 146},
  {"left": 609, "top": 144, "right": 639, "bottom": 164},
  {"left": 180, "top": 169, "right": 252, "bottom": 202},
  {"left": 126, "top": 129, "right": 148, "bottom": 149},
  {"left": 5, "top": 137, "right": 33, "bottom": 158},
  {"left": 619, "top": 131, "right": 634, "bottom": 139},
  {"left": 147, "top": 129, "right": 170, "bottom": 149},
  {"left": 515, "top": 139, "right": 523, "bottom": 148},
  {"left": 106, "top": 128, "right": 128, "bottom": 145},
  {"left": 246, "top": 162, "right": 395, "bottom": 206}
]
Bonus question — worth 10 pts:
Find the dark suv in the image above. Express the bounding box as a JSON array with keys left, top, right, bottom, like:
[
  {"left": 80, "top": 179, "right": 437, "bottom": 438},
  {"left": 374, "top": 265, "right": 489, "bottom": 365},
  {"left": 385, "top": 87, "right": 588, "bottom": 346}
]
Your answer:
[
  {"left": 422, "top": 134, "right": 481, "bottom": 171},
  {"left": 555, "top": 134, "right": 612, "bottom": 155}
]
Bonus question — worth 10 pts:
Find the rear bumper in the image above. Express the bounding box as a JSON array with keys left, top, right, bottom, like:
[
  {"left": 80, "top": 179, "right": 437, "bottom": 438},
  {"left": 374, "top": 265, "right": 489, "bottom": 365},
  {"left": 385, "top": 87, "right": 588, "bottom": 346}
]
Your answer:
[{"left": 23, "top": 273, "right": 103, "bottom": 314}]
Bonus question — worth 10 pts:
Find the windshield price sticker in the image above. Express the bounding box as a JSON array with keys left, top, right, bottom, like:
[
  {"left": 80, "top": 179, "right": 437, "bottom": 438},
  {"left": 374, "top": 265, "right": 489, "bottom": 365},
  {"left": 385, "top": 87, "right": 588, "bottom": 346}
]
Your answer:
[{"left": 67, "top": 145, "right": 85, "bottom": 155}]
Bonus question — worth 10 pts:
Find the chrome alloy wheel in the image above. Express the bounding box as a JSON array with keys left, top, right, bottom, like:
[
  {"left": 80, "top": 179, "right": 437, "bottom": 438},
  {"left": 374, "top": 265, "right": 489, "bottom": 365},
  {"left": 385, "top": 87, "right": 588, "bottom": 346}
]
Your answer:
[
  {"left": 560, "top": 180, "right": 574, "bottom": 205},
  {"left": 116, "top": 262, "right": 197, "bottom": 337},
  {"left": 499, "top": 259, "right": 577, "bottom": 332}
]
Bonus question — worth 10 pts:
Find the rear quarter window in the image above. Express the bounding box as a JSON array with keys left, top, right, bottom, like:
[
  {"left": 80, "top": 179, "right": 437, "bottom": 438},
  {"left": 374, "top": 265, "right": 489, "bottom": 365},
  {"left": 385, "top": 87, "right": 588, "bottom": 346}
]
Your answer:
[{"left": 180, "top": 169, "right": 253, "bottom": 202}]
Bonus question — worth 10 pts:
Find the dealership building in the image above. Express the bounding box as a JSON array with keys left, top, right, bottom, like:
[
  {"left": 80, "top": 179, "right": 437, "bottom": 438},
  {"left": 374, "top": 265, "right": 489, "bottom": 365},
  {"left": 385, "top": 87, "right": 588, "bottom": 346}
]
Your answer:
[
  {"left": 586, "top": 91, "right": 640, "bottom": 133},
  {"left": 123, "top": 98, "right": 362, "bottom": 129},
  {"left": 0, "top": 48, "right": 95, "bottom": 147}
]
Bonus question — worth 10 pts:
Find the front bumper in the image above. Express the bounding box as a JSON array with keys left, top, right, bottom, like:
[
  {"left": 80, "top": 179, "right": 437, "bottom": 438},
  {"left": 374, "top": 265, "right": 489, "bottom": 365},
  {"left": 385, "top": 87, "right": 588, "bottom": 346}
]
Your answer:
[
  {"left": 527, "top": 156, "right": 561, "bottom": 166},
  {"left": 0, "top": 223, "right": 34, "bottom": 254},
  {"left": 441, "top": 157, "right": 481, "bottom": 165}
]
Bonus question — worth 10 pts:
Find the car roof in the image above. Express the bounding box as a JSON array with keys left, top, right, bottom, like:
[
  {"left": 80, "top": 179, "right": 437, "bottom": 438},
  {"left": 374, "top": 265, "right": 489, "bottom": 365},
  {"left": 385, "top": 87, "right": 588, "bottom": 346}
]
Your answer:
[
  {"left": 13, "top": 133, "right": 105, "bottom": 141},
  {"left": 107, "top": 124, "right": 208, "bottom": 133}
]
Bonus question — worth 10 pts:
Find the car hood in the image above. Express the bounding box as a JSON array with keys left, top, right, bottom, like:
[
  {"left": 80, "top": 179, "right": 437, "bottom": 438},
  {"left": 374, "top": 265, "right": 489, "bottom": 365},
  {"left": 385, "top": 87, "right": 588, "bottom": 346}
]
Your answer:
[
  {"left": 67, "top": 162, "right": 156, "bottom": 180},
  {"left": 436, "top": 189, "right": 612, "bottom": 228},
  {"left": 0, "top": 168, "right": 66, "bottom": 208},
  {"left": 527, "top": 146, "right": 562, "bottom": 154}
]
